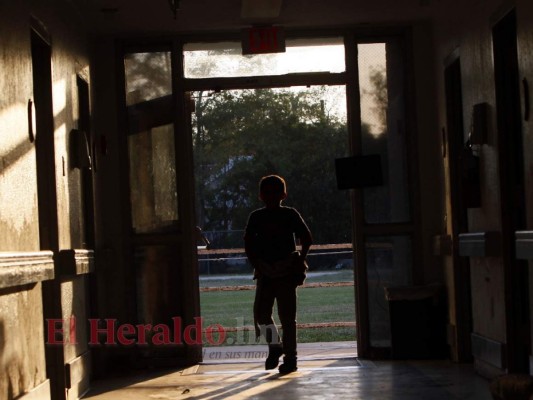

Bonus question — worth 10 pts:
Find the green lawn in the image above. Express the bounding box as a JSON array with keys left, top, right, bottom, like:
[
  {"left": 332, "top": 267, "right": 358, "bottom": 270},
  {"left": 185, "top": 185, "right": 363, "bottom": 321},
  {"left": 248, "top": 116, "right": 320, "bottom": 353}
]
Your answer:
[
  {"left": 199, "top": 269, "right": 354, "bottom": 288},
  {"left": 298, "top": 286, "right": 356, "bottom": 323},
  {"left": 199, "top": 284, "right": 356, "bottom": 346}
]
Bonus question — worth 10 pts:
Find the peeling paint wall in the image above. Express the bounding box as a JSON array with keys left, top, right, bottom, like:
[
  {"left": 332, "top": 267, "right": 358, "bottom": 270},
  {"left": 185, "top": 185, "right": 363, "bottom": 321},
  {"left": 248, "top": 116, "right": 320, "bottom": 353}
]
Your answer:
[{"left": 0, "top": 284, "right": 48, "bottom": 399}]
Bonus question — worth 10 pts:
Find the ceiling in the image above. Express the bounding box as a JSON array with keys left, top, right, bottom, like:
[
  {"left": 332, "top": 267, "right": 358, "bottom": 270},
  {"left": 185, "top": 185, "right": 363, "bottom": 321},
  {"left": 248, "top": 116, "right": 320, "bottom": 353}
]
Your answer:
[{"left": 69, "top": 0, "right": 437, "bottom": 36}]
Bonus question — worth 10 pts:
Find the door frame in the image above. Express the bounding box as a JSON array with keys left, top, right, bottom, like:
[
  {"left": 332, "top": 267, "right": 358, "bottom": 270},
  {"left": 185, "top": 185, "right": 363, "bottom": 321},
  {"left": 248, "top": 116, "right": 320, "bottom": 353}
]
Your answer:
[
  {"left": 118, "top": 42, "right": 203, "bottom": 364},
  {"left": 31, "top": 23, "right": 66, "bottom": 400},
  {"left": 117, "top": 26, "right": 420, "bottom": 361},
  {"left": 443, "top": 50, "right": 474, "bottom": 362},
  {"left": 492, "top": 8, "right": 530, "bottom": 373}
]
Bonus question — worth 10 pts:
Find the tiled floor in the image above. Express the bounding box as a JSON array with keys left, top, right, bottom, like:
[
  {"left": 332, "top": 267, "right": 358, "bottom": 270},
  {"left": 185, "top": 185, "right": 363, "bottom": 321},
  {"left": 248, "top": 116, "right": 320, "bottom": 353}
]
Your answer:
[{"left": 84, "top": 342, "right": 492, "bottom": 399}]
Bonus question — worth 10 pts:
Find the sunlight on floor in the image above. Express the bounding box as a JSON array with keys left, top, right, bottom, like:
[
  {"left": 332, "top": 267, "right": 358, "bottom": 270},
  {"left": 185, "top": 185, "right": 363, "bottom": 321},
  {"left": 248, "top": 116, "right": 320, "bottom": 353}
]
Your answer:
[{"left": 85, "top": 341, "right": 491, "bottom": 400}]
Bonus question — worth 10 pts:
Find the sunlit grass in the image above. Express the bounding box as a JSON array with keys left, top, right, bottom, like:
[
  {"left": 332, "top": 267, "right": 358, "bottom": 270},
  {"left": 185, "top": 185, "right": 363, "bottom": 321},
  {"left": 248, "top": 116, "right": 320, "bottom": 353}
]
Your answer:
[{"left": 200, "top": 282, "right": 356, "bottom": 346}]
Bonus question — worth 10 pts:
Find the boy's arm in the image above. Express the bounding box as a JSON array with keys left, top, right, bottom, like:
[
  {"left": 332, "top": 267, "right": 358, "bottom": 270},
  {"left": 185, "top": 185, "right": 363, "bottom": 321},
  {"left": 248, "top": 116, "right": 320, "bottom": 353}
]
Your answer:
[
  {"left": 244, "top": 233, "right": 263, "bottom": 267},
  {"left": 244, "top": 234, "right": 258, "bottom": 262}
]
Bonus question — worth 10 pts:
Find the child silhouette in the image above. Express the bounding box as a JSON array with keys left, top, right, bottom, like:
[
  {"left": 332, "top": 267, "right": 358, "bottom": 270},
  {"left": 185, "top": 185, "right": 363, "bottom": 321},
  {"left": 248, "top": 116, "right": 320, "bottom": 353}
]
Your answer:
[{"left": 244, "top": 175, "right": 312, "bottom": 374}]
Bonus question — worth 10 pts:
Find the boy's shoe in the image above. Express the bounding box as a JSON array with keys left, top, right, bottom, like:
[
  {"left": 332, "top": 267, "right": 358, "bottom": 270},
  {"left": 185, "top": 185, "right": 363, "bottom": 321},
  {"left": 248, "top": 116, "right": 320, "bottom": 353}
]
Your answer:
[
  {"left": 265, "top": 346, "right": 283, "bottom": 370},
  {"left": 278, "top": 358, "right": 297, "bottom": 375}
]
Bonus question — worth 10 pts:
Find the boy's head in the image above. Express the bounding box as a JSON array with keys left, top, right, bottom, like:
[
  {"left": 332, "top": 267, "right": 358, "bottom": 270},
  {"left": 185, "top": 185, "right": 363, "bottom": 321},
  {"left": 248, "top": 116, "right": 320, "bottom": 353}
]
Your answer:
[{"left": 259, "top": 175, "right": 287, "bottom": 207}]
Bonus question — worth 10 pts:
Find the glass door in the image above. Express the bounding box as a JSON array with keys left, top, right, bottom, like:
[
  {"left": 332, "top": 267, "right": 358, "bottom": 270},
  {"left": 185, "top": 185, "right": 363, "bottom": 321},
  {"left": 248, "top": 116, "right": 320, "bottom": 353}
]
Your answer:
[
  {"left": 353, "top": 39, "right": 417, "bottom": 357},
  {"left": 123, "top": 48, "right": 201, "bottom": 361},
  {"left": 182, "top": 37, "right": 359, "bottom": 357}
]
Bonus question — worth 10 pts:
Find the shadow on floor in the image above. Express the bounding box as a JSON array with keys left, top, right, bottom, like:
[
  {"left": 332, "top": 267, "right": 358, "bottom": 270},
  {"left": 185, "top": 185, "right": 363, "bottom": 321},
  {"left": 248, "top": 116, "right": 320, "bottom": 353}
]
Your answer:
[{"left": 84, "top": 342, "right": 491, "bottom": 399}]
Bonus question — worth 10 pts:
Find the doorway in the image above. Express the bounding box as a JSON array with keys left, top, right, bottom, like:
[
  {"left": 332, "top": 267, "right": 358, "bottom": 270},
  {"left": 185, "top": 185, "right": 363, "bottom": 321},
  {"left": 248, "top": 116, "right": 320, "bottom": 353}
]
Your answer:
[
  {"left": 182, "top": 36, "right": 415, "bottom": 359},
  {"left": 182, "top": 38, "right": 358, "bottom": 353},
  {"left": 191, "top": 86, "right": 357, "bottom": 352},
  {"left": 120, "top": 32, "right": 417, "bottom": 362}
]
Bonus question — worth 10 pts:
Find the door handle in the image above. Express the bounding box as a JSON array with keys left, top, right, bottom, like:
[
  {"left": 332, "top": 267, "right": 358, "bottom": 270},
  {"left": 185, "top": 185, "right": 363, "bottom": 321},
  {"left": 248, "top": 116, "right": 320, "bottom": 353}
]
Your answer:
[{"left": 27, "top": 99, "right": 35, "bottom": 142}]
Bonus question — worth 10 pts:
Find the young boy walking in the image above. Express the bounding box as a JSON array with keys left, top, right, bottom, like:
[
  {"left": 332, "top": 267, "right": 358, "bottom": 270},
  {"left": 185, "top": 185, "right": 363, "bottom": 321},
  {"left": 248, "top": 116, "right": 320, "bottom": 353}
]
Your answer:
[{"left": 244, "top": 175, "right": 312, "bottom": 374}]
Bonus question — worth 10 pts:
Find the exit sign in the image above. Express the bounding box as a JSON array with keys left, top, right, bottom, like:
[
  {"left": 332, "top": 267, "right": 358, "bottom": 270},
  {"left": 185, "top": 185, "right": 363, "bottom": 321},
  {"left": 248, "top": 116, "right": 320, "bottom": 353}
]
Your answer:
[{"left": 242, "top": 26, "right": 286, "bottom": 55}]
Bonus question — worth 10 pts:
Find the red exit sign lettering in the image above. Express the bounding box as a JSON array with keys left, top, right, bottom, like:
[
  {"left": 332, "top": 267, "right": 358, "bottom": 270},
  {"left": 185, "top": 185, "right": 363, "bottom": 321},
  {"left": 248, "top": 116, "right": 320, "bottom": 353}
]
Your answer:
[{"left": 242, "top": 26, "right": 286, "bottom": 55}]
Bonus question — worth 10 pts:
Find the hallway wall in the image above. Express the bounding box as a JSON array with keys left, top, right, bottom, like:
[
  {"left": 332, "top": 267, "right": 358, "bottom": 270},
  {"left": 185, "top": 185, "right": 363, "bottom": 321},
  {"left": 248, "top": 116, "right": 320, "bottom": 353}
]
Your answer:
[
  {"left": 0, "top": 1, "right": 92, "bottom": 399},
  {"left": 433, "top": 0, "right": 533, "bottom": 376},
  {"left": 0, "top": 0, "right": 91, "bottom": 252}
]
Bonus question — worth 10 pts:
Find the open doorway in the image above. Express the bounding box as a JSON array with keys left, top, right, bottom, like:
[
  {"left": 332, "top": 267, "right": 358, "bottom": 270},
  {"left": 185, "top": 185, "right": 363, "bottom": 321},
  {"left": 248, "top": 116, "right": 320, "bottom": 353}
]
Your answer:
[
  {"left": 183, "top": 37, "right": 399, "bottom": 361},
  {"left": 191, "top": 85, "right": 357, "bottom": 357},
  {"left": 182, "top": 37, "right": 359, "bottom": 360}
]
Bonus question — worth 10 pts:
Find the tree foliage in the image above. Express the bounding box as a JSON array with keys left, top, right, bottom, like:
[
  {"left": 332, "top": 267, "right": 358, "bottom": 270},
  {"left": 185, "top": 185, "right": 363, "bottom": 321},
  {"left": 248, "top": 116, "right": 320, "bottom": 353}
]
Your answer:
[
  {"left": 193, "top": 88, "right": 353, "bottom": 246},
  {"left": 364, "top": 66, "right": 388, "bottom": 134},
  {"left": 125, "top": 52, "right": 389, "bottom": 246},
  {"left": 123, "top": 50, "right": 390, "bottom": 246}
]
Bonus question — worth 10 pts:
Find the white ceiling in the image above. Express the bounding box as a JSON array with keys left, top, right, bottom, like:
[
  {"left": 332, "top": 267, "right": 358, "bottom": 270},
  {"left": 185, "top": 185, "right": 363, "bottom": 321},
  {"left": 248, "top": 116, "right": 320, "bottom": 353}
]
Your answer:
[{"left": 70, "top": 0, "right": 437, "bottom": 36}]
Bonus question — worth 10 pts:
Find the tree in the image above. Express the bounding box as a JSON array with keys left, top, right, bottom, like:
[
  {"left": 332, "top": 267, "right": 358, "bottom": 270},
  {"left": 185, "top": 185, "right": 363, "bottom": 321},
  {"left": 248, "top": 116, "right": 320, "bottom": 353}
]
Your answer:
[
  {"left": 361, "top": 65, "right": 395, "bottom": 224},
  {"left": 363, "top": 65, "right": 388, "bottom": 135},
  {"left": 193, "top": 87, "right": 353, "bottom": 246},
  {"left": 124, "top": 52, "right": 172, "bottom": 104}
]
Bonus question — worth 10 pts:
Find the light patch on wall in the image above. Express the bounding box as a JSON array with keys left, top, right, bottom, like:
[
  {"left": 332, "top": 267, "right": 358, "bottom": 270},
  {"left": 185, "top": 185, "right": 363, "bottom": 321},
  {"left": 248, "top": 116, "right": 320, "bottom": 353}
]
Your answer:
[
  {"left": 54, "top": 122, "right": 72, "bottom": 248},
  {"left": 0, "top": 102, "right": 39, "bottom": 247},
  {"left": 0, "top": 149, "right": 38, "bottom": 233},
  {"left": 53, "top": 78, "right": 67, "bottom": 119},
  {"left": 0, "top": 103, "right": 29, "bottom": 151},
  {"left": 55, "top": 123, "right": 68, "bottom": 167}
]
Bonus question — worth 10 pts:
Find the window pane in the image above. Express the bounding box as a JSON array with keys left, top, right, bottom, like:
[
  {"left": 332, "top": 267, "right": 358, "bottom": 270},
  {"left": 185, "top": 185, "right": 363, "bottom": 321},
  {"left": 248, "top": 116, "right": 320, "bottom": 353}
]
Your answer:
[
  {"left": 128, "top": 124, "right": 178, "bottom": 233},
  {"left": 124, "top": 51, "right": 179, "bottom": 233},
  {"left": 366, "top": 235, "right": 412, "bottom": 348},
  {"left": 124, "top": 52, "right": 172, "bottom": 105},
  {"left": 184, "top": 37, "right": 345, "bottom": 78},
  {"left": 358, "top": 42, "right": 411, "bottom": 224}
]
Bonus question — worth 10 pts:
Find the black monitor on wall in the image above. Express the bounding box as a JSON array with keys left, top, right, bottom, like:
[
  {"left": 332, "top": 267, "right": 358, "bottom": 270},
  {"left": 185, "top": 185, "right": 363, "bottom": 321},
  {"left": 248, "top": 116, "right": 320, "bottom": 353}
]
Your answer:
[{"left": 335, "top": 155, "right": 383, "bottom": 190}]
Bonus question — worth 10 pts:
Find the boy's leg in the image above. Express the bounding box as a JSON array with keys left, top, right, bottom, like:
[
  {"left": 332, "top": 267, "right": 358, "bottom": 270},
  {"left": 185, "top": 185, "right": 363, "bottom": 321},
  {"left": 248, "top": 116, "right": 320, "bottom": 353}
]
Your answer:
[
  {"left": 255, "top": 278, "right": 283, "bottom": 369},
  {"left": 254, "top": 278, "right": 280, "bottom": 345},
  {"left": 277, "top": 279, "right": 298, "bottom": 373}
]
